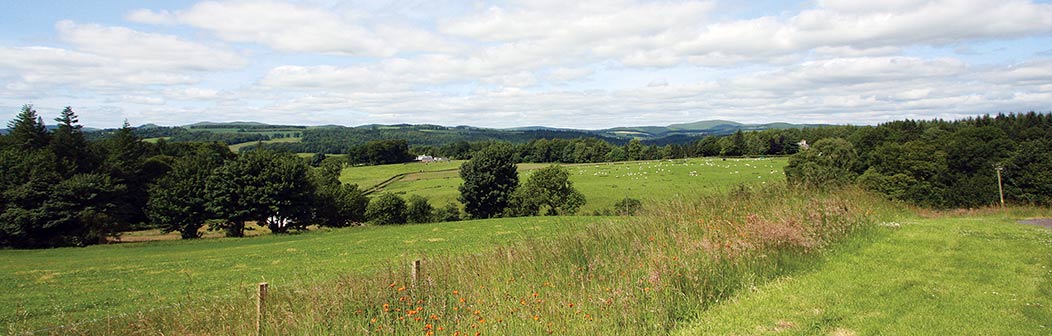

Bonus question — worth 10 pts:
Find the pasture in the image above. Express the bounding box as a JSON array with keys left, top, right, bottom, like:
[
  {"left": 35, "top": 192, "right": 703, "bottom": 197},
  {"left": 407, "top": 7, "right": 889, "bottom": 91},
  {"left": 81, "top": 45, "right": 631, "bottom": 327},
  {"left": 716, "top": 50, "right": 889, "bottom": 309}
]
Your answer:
[
  {"left": 342, "top": 157, "right": 788, "bottom": 213},
  {"left": 1, "top": 216, "right": 610, "bottom": 332}
]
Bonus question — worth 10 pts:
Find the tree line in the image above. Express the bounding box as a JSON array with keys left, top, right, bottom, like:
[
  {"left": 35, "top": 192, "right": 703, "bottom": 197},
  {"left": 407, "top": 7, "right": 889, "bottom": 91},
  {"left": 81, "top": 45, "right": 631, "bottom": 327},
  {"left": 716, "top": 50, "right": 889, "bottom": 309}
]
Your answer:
[{"left": 784, "top": 112, "right": 1052, "bottom": 207}]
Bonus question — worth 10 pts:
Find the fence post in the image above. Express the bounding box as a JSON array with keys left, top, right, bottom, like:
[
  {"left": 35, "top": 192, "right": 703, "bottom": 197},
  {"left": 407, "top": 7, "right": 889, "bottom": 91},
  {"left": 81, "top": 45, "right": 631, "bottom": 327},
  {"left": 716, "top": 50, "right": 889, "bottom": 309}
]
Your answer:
[
  {"left": 257, "top": 282, "right": 268, "bottom": 336},
  {"left": 411, "top": 259, "right": 421, "bottom": 288}
]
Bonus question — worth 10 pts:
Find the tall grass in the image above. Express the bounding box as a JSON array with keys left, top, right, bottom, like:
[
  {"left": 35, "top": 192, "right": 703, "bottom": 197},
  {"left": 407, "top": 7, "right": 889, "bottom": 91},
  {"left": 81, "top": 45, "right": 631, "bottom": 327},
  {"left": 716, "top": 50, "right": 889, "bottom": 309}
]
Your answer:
[{"left": 70, "top": 184, "right": 895, "bottom": 335}]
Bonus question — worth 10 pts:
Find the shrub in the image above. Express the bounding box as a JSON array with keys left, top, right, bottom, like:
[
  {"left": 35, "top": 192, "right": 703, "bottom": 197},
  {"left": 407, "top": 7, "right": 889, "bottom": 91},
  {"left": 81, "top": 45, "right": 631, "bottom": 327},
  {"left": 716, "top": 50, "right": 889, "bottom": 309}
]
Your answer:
[
  {"left": 365, "top": 193, "right": 407, "bottom": 225},
  {"left": 406, "top": 195, "right": 434, "bottom": 224}
]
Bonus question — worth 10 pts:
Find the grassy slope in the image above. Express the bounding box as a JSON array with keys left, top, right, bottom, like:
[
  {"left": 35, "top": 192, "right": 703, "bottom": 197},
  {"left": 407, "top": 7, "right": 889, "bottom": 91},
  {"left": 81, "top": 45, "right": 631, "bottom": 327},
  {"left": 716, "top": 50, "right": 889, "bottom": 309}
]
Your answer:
[
  {"left": 346, "top": 158, "right": 787, "bottom": 213},
  {"left": 677, "top": 211, "right": 1052, "bottom": 335},
  {"left": 1, "top": 216, "right": 610, "bottom": 331}
]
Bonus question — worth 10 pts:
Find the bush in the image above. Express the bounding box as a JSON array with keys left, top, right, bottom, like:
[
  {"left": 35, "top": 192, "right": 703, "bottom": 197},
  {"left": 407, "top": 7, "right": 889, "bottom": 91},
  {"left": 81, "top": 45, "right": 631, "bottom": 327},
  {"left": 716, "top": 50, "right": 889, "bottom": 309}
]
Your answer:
[
  {"left": 406, "top": 195, "right": 434, "bottom": 224},
  {"left": 613, "top": 197, "right": 643, "bottom": 215},
  {"left": 365, "top": 193, "right": 407, "bottom": 225},
  {"left": 434, "top": 202, "right": 461, "bottom": 222}
]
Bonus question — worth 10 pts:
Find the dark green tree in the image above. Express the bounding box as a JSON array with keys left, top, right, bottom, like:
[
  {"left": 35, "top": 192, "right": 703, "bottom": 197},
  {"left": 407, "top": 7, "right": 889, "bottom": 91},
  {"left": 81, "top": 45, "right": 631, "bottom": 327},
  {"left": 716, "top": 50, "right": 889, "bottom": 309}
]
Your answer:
[
  {"left": 625, "top": 139, "right": 644, "bottom": 161},
  {"left": 50, "top": 107, "right": 95, "bottom": 176},
  {"left": 406, "top": 195, "right": 435, "bottom": 224},
  {"left": 365, "top": 193, "right": 407, "bottom": 225},
  {"left": 311, "top": 158, "right": 368, "bottom": 227},
  {"left": 206, "top": 150, "right": 314, "bottom": 236},
  {"left": 7, "top": 104, "right": 50, "bottom": 150},
  {"left": 458, "top": 143, "right": 519, "bottom": 219},
  {"left": 147, "top": 149, "right": 228, "bottom": 239}
]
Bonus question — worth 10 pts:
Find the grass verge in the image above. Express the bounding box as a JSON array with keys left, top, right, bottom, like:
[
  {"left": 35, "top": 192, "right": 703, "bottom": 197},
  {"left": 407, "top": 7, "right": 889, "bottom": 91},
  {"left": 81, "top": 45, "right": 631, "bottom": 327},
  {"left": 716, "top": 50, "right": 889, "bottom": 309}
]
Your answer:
[{"left": 676, "top": 208, "right": 1052, "bottom": 335}]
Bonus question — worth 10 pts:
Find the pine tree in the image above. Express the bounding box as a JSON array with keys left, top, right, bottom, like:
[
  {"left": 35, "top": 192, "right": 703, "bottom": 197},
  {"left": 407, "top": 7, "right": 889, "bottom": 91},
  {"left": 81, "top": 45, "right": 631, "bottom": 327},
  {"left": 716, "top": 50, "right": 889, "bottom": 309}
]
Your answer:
[
  {"left": 51, "top": 106, "right": 93, "bottom": 175},
  {"left": 7, "top": 104, "right": 50, "bottom": 150}
]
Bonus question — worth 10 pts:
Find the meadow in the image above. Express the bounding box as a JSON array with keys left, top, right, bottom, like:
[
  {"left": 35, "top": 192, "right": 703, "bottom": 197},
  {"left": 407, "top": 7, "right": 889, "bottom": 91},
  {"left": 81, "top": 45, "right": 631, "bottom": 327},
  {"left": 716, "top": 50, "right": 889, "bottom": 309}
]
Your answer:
[
  {"left": 2, "top": 216, "right": 608, "bottom": 333},
  {"left": 342, "top": 157, "right": 787, "bottom": 213}
]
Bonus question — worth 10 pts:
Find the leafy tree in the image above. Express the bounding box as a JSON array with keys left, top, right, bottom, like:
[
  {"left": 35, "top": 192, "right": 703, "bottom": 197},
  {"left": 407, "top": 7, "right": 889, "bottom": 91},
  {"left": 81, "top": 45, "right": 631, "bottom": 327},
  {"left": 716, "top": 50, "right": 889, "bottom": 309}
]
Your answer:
[
  {"left": 147, "top": 149, "right": 228, "bottom": 239},
  {"left": 406, "top": 195, "right": 435, "bottom": 223},
  {"left": 7, "top": 104, "right": 50, "bottom": 150},
  {"left": 458, "top": 143, "right": 519, "bottom": 219},
  {"left": 511, "top": 165, "right": 585, "bottom": 216},
  {"left": 784, "top": 137, "right": 858, "bottom": 188},
  {"left": 311, "top": 158, "right": 368, "bottom": 227},
  {"left": 206, "top": 150, "right": 314, "bottom": 236},
  {"left": 366, "top": 193, "right": 407, "bottom": 225}
]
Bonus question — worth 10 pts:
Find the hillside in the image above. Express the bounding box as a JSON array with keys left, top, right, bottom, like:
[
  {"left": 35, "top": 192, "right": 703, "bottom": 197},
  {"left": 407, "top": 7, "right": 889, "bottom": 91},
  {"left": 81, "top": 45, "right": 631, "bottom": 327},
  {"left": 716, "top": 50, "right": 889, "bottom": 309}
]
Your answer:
[{"left": 114, "top": 119, "right": 828, "bottom": 150}]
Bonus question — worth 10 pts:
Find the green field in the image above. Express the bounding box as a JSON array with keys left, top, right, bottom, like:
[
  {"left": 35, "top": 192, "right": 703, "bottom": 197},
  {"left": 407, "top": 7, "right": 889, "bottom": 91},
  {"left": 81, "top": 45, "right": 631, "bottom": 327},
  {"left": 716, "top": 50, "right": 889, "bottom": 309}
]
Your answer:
[
  {"left": 679, "top": 210, "right": 1052, "bottom": 335},
  {"left": 343, "top": 158, "right": 787, "bottom": 213},
  {"left": 1, "top": 216, "right": 611, "bottom": 331}
]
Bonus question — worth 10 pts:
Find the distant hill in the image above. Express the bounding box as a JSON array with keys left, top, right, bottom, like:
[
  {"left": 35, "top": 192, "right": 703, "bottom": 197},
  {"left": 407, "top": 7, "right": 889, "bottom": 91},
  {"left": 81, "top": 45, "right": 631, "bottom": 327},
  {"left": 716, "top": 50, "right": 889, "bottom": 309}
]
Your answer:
[
  {"left": 595, "top": 120, "right": 828, "bottom": 139},
  {"left": 3, "top": 119, "right": 830, "bottom": 141}
]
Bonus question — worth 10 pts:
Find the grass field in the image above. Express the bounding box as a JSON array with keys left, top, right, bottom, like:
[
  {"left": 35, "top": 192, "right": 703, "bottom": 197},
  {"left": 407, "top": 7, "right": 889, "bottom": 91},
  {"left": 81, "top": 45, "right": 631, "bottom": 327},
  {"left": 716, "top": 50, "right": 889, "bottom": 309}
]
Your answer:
[
  {"left": 342, "top": 158, "right": 787, "bottom": 213},
  {"left": 1, "top": 216, "right": 612, "bottom": 332},
  {"left": 678, "top": 209, "right": 1052, "bottom": 335}
]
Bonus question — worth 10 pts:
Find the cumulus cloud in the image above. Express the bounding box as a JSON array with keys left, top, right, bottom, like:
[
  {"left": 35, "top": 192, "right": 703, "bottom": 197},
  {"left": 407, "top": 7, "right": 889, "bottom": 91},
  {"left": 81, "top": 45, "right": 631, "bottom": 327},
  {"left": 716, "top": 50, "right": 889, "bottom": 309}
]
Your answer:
[{"left": 128, "top": 0, "right": 454, "bottom": 57}]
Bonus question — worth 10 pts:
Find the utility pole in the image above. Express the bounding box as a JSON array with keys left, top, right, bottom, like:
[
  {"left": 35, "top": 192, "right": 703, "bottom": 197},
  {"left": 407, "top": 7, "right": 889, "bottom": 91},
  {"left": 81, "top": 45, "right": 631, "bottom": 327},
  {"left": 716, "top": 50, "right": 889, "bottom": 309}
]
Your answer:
[{"left": 994, "top": 164, "right": 1005, "bottom": 208}]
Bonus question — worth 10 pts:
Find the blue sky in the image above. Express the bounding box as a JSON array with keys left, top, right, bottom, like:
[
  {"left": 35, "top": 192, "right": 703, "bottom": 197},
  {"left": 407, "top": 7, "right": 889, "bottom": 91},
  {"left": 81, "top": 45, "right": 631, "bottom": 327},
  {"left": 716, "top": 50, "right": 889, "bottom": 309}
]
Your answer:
[{"left": 1, "top": 0, "right": 1051, "bottom": 129}]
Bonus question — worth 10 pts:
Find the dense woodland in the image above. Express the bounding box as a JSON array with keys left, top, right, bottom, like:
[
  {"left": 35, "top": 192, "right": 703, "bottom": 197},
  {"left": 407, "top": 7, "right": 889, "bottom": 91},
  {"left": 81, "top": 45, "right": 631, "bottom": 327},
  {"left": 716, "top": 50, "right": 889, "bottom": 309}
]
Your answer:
[{"left": 1, "top": 103, "right": 1050, "bottom": 248}]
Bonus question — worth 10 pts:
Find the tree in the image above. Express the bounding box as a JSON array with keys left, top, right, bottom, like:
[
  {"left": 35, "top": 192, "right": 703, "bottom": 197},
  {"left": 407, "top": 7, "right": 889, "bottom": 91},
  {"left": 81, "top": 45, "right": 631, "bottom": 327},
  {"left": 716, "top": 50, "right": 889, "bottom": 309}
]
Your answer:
[
  {"left": 309, "top": 152, "right": 327, "bottom": 167},
  {"left": 511, "top": 165, "right": 585, "bottom": 216},
  {"left": 51, "top": 106, "right": 94, "bottom": 176},
  {"left": 147, "top": 149, "right": 228, "bottom": 239},
  {"left": 311, "top": 158, "right": 368, "bottom": 227},
  {"left": 625, "top": 139, "right": 644, "bottom": 161},
  {"left": 366, "top": 193, "right": 407, "bottom": 225},
  {"left": 722, "top": 130, "right": 746, "bottom": 156},
  {"left": 103, "top": 120, "right": 151, "bottom": 227},
  {"left": 206, "top": 150, "right": 314, "bottom": 236},
  {"left": 406, "top": 195, "right": 435, "bottom": 223},
  {"left": 784, "top": 137, "right": 858, "bottom": 188},
  {"left": 7, "top": 104, "right": 50, "bottom": 150},
  {"left": 458, "top": 143, "right": 519, "bottom": 219}
]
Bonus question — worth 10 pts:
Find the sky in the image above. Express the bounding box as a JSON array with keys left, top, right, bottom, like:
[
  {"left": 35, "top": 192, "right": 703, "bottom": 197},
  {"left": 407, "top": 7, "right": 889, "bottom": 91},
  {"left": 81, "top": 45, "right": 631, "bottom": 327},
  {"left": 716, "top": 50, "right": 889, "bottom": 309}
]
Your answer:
[{"left": 1, "top": 0, "right": 1052, "bottom": 129}]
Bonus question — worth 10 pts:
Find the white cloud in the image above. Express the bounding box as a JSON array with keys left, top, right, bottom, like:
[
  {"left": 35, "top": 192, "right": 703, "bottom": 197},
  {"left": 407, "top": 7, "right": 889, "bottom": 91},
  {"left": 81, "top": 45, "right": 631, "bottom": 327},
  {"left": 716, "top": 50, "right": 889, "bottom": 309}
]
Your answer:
[
  {"left": 129, "top": 0, "right": 454, "bottom": 57},
  {"left": 56, "top": 20, "right": 244, "bottom": 71}
]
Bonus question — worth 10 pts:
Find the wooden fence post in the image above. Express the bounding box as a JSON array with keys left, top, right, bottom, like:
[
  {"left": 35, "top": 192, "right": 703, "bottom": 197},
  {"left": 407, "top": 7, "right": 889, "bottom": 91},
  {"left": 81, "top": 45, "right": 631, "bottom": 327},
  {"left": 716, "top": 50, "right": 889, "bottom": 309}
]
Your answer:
[
  {"left": 257, "top": 282, "right": 268, "bottom": 336},
  {"left": 411, "top": 259, "right": 421, "bottom": 288}
]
